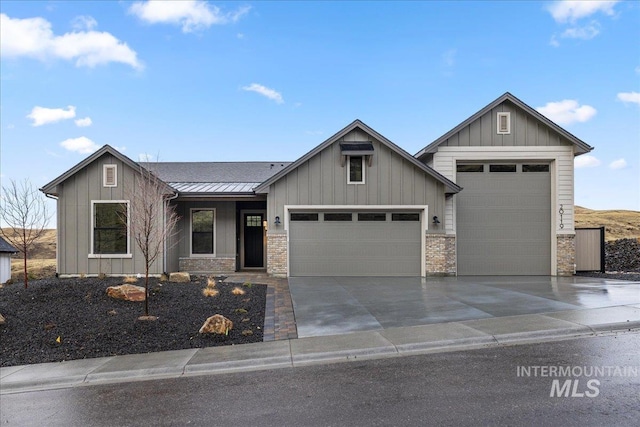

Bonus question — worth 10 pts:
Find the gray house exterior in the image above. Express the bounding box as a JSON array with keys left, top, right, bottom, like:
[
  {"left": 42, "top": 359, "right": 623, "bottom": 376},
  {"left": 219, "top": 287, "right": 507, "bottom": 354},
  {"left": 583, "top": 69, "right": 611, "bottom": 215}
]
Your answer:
[{"left": 41, "top": 93, "right": 592, "bottom": 278}]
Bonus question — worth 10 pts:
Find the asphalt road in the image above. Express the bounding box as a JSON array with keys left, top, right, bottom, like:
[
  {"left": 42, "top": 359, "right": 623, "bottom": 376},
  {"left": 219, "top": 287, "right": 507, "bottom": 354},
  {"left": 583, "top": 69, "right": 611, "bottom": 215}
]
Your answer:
[{"left": 2, "top": 333, "right": 639, "bottom": 426}]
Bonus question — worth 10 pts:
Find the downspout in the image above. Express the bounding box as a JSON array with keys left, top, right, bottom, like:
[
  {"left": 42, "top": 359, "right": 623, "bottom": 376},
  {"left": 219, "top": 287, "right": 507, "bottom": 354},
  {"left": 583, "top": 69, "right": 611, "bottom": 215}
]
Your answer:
[{"left": 163, "top": 192, "right": 179, "bottom": 274}]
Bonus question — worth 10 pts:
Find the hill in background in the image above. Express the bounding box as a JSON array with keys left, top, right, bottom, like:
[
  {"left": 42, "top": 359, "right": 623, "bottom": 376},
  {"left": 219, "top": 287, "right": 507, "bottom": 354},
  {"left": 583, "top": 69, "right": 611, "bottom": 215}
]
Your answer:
[{"left": 574, "top": 206, "right": 640, "bottom": 242}]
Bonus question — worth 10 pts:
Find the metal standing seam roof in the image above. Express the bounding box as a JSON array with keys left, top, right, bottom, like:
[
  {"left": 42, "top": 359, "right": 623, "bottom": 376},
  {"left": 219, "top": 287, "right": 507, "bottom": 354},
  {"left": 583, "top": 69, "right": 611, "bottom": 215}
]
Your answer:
[{"left": 169, "top": 182, "right": 262, "bottom": 194}]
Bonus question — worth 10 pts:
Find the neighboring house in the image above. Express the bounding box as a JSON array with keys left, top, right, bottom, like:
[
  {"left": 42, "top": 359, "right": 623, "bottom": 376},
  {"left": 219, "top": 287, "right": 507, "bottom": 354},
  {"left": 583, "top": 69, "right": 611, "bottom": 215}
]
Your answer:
[
  {"left": 0, "top": 237, "right": 18, "bottom": 283},
  {"left": 40, "top": 92, "right": 592, "bottom": 278}
]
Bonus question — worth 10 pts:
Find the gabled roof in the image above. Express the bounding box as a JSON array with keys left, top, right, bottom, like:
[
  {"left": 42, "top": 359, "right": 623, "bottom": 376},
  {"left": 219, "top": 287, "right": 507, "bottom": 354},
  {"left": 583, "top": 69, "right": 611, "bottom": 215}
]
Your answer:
[
  {"left": 39, "top": 145, "right": 174, "bottom": 196},
  {"left": 415, "top": 92, "right": 594, "bottom": 158},
  {"left": 0, "top": 236, "right": 18, "bottom": 253},
  {"left": 255, "top": 119, "right": 462, "bottom": 194}
]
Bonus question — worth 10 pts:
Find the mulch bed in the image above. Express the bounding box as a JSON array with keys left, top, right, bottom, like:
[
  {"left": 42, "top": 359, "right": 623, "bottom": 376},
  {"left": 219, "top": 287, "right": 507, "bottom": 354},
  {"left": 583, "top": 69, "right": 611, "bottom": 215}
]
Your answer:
[{"left": 0, "top": 277, "right": 266, "bottom": 367}]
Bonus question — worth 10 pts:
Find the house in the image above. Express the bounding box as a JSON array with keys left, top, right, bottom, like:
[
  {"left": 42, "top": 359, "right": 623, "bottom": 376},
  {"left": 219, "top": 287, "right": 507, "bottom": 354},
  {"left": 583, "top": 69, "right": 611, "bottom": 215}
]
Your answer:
[
  {"left": 40, "top": 92, "right": 592, "bottom": 278},
  {"left": 0, "top": 237, "right": 18, "bottom": 284}
]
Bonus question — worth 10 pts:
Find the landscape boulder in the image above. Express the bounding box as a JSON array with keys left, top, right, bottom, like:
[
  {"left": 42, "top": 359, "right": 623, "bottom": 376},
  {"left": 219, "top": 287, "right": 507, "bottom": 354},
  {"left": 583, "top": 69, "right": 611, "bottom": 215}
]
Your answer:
[
  {"left": 199, "top": 314, "right": 233, "bottom": 335},
  {"left": 106, "top": 284, "right": 146, "bottom": 302},
  {"left": 169, "top": 272, "right": 191, "bottom": 283},
  {"left": 0, "top": 313, "right": 5, "bottom": 325}
]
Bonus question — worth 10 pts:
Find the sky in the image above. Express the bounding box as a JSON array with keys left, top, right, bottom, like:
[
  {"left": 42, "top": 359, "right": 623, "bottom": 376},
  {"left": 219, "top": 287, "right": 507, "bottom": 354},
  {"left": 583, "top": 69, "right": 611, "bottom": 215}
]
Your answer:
[{"left": 1, "top": 0, "right": 639, "bottom": 221}]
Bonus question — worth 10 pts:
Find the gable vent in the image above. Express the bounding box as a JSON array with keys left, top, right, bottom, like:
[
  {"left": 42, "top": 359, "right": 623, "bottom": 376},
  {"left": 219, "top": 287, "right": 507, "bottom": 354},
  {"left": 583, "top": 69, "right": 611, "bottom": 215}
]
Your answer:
[
  {"left": 497, "top": 112, "right": 511, "bottom": 134},
  {"left": 103, "top": 165, "right": 117, "bottom": 187}
]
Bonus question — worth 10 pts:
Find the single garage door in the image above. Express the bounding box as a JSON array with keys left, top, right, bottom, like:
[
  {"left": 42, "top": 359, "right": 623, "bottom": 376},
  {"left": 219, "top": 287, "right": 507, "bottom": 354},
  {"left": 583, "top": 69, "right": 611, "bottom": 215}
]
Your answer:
[
  {"left": 456, "top": 163, "right": 551, "bottom": 275},
  {"left": 289, "top": 211, "right": 422, "bottom": 276}
]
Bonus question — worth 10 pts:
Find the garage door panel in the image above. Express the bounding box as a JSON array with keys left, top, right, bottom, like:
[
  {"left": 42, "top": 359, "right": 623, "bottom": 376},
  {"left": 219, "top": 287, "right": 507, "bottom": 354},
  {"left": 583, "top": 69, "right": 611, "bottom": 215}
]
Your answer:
[
  {"left": 457, "top": 167, "right": 551, "bottom": 275},
  {"left": 290, "top": 213, "right": 421, "bottom": 277}
]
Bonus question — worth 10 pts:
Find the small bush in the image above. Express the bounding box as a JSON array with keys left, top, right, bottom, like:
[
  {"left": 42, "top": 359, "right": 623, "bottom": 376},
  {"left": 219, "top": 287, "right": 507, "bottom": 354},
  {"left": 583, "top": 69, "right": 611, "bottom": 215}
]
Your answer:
[
  {"left": 123, "top": 276, "right": 138, "bottom": 284},
  {"left": 202, "top": 288, "right": 219, "bottom": 298},
  {"left": 207, "top": 277, "right": 216, "bottom": 288},
  {"left": 232, "top": 287, "right": 246, "bottom": 295}
]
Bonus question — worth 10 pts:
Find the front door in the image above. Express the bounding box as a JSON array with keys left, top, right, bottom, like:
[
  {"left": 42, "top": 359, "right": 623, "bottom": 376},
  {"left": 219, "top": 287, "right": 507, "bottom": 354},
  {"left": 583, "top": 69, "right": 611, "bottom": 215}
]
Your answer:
[{"left": 243, "top": 213, "right": 265, "bottom": 268}]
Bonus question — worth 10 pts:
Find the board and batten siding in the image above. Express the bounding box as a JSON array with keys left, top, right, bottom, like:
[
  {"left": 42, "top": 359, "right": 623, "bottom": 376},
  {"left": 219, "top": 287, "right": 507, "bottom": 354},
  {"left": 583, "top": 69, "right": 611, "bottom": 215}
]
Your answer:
[
  {"left": 169, "top": 201, "right": 236, "bottom": 271},
  {"left": 57, "top": 153, "right": 162, "bottom": 276},
  {"left": 438, "top": 101, "right": 574, "bottom": 149},
  {"left": 267, "top": 128, "right": 447, "bottom": 227}
]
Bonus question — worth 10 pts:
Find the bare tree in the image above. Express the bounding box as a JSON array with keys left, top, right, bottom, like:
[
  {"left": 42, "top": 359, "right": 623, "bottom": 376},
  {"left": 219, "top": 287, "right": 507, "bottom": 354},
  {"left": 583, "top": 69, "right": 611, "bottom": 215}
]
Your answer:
[
  {"left": 124, "top": 165, "right": 179, "bottom": 318},
  {"left": 0, "top": 179, "right": 51, "bottom": 288}
]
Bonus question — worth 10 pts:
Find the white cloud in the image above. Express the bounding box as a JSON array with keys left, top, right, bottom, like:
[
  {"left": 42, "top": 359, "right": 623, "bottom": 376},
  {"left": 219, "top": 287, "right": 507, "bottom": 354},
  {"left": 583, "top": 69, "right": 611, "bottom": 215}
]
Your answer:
[
  {"left": 617, "top": 92, "right": 640, "bottom": 105},
  {"left": 536, "top": 99, "right": 597, "bottom": 125},
  {"left": 72, "top": 15, "right": 98, "bottom": 31},
  {"left": 27, "top": 105, "right": 76, "bottom": 126},
  {"left": 60, "top": 136, "right": 99, "bottom": 154},
  {"left": 575, "top": 155, "right": 601, "bottom": 168},
  {"left": 75, "top": 117, "right": 93, "bottom": 127},
  {"left": 547, "top": 1, "right": 619, "bottom": 23},
  {"left": 129, "top": 1, "right": 250, "bottom": 33},
  {"left": 609, "top": 158, "right": 627, "bottom": 170},
  {"left": 0, "top": 13, "right": 142, "bottom": 69},
  {"left": 561, "top": 22, "right": 600, "bottom": 40},
  {"left": 242, "top": 83, "right": 284, "bottom": 104}
]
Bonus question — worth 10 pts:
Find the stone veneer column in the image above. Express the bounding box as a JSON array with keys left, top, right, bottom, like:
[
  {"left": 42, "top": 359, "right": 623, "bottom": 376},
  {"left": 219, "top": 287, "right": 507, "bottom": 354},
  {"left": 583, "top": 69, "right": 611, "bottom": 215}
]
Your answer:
[
  {"left": 425, "top": 234, "right": 456, "bottom": 276},
  {"left": 556, "top": 234, "right": 576, "bottom": 276},
  {"left": 267, "top": 232, "right": 288, "bottom": 277}
]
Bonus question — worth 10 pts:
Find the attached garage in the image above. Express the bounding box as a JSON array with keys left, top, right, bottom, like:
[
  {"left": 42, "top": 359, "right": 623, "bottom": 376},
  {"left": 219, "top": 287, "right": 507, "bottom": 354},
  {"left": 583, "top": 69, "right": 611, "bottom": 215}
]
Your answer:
[
  {"left": 288, "top": 210, "right": 423, "bottom": 276},
  {"left": 456, "top": 163, "right": 551, "bottom": 275}
]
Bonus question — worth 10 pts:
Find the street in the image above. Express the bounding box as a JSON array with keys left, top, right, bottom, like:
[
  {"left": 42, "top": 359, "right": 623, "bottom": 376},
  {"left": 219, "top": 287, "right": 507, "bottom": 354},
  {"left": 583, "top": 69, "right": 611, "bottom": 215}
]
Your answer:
[{"left": 2, "top": 333, "right": 639, "bottom": 426}]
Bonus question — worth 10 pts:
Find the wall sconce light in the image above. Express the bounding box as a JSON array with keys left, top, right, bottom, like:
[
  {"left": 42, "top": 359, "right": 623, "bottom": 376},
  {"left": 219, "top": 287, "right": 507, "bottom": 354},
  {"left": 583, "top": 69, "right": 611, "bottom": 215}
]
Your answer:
[
  {"left": 274, "top": 216, "right": 281, "bottom": 226},
  {"left": 432, "top": 216, "right": 440, "bottom": 225},
  {"left": 263, "top": 220, "right": 268, "bottom": 230}
]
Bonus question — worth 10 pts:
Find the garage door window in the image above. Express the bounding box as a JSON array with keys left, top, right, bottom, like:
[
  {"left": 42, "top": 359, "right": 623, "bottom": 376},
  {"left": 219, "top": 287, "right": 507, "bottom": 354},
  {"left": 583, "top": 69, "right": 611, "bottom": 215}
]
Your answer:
[
  {"left": 392, "top": 213, "right": 420, "bottom": 221},
  {"left": 358, "top": 213, "right": 386, "bottom": 221},
  {"left": 523, "top": 164, "right": 550, "bottom": 172},
  {"left": 489, "top": 164, "right": 516, "bottom": 172},
  {"left": 324, "top": 213, "right": 352, "bottom": 221},
  {"left": 457, "top": 164, "right": 484, "bottom": 173},
  {"left": 291, "top": 213, "right": 319, "bottom": 221}
]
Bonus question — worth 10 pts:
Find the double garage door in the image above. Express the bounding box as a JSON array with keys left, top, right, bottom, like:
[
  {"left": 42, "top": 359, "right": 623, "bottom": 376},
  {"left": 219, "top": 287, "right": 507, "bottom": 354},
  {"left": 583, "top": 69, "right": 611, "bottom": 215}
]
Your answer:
[
  {"left": 456, "top": 163, "right": 551, "bottom": 275},
  {"left": 289, "top": 211, "right": 422, "bottom": 276}
]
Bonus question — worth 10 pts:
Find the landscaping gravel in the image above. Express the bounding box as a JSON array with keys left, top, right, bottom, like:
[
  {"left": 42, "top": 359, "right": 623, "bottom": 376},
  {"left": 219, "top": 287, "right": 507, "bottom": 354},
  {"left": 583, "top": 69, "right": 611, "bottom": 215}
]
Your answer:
[{"left": 0, "top": 277, "right": 266, "bottom": 367}]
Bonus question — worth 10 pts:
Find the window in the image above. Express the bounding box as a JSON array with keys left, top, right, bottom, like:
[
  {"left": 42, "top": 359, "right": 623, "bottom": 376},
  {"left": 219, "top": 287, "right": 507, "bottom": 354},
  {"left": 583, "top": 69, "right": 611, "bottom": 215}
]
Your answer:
[
  {"left": 291, "top": 213, "right": 319, "bottom": 221},
  {"left": 103, "top": 165, "right": 117, "bottom": 187},
  {"left": 358, "top": 213, "right": 386, "bottom": 221},
  {"left": 191, "top": 209, "right": 215, "bottom": 255},
  {"left": 457, "top": 164, "right": 484, "bottom": 173},
  {"left": 392, "top": 213, "right": 420, "bottom": 221},
  {"left": 245, "top": 215, "right": 262, "bottom": 227},
  {"left": 523, "top": 164, "right": 550, "bottom": 172},
  {"left": 93, "top": 202, "right": 128, "bottom": 255},
  {"left": 348, "top": 155, "right": 365, "bottom": 184},
  {"left": 489, "top": 164, "right": 516, "bottom": 172},
  {"left": 324, "top": 213, "right": 352, "bottom": 221},
  {"left": 497, "top": 112, "right": 510, "bottom": 134}
]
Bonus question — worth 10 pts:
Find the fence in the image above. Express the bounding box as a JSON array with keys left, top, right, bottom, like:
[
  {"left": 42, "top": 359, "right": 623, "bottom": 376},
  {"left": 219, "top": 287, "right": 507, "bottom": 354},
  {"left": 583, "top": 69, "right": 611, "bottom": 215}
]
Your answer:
[{"left": 575, "top": 227, "right": 605, "bottom": 272}]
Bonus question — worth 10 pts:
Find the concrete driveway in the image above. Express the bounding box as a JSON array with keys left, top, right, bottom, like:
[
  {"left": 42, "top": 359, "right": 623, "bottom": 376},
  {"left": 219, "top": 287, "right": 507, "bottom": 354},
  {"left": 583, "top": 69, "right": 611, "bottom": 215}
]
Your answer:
[{"left": 288, "top": 276, "right": 640, "bottom": 337}]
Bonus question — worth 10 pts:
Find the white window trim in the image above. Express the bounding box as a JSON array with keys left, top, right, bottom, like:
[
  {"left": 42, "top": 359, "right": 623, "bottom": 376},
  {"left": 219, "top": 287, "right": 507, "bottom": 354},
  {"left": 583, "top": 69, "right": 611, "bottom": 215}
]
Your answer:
[
  {"left": 89, "top": 200, "right": 131, "bottom": 259},
  {"left": 103, "top": 164, "right": 117, "bottom": 187},
  {"left": 190, "top": 208, "right": 216, "bottom": 257},
  {"left": 497, "top": 112, "right": 511, "bottom": 134},
  {"left": 347, "top": 155, "right": 366, "bottom": 184}
]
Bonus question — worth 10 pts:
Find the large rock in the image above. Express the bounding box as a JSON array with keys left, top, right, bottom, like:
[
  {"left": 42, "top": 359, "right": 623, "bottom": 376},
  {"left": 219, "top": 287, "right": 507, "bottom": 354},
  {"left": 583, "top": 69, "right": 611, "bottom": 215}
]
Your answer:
[
  {"left": 169, "top": 272, "right": 191, "bottom": 283},
  {"left": 0, "top": 313, "right": 5, "bottom": 325},
  {"left": 199, "top": 314, "right": 233, "bottom": 335},
  {"left": 106, "top": 284, "right": 146, "bottom": 302}
]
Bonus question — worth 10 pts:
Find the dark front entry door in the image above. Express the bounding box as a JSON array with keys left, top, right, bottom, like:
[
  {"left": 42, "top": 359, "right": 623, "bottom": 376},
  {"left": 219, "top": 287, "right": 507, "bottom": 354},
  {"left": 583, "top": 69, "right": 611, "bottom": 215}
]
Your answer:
[{"left": 243, "top": 213, "right": 264, "bottom": 268}]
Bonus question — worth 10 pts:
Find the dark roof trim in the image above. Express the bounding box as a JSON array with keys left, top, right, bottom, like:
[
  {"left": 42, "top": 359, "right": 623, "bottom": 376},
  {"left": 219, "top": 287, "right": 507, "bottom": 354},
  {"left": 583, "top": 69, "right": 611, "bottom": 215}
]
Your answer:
[
  {"left": 255, "top": 119, "right": 462, "bottom": 194},
  {"left": 415, "top": 92, "right": 594, "bottom": 159},
  {"left": 40, "top": 145, "right": 176, "bottom": 196},
  {"left": 0, "top": 236, "right": 18, "bottom": 253}
]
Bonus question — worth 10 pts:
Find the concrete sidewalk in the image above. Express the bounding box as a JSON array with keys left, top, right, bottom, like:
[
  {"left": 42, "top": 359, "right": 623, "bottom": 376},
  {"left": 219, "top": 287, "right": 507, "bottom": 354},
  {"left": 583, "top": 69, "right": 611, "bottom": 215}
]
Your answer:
[{"left": 3, "top": 304, "right": 640, "bottom": 395}]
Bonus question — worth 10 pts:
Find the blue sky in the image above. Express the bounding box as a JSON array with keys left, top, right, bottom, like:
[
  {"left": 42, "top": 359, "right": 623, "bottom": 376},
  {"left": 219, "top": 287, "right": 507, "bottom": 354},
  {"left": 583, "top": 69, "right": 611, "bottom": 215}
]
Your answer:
[{"left": 1, "top": 0, "right": 639, "bottom": 217}]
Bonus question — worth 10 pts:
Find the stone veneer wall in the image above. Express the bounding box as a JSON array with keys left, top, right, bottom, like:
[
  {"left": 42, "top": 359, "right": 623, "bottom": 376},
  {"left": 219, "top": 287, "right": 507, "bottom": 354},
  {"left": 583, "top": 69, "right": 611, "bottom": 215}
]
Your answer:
[
  {"left": 179, "top": 257, "right": 235, "bottom": 274},
  {"left": 426, "top": 234, "right": 456, "bottom": 276},
  {"left": 557, "top": 234, "right": 576, "bottom": 276},
  {"left": 267, "top": 233, "right": 288, "bottom": 277}
]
